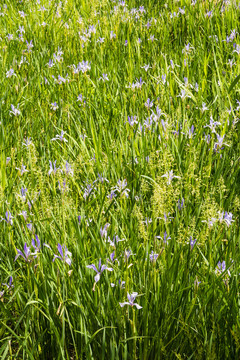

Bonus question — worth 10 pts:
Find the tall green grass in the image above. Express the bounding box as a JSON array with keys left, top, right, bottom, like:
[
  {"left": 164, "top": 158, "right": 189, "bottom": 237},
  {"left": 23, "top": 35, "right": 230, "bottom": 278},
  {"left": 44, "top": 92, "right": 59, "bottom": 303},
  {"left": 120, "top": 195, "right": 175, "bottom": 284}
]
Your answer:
[{"left": 0, "top": 0, "right": 240, "bottom": 358}]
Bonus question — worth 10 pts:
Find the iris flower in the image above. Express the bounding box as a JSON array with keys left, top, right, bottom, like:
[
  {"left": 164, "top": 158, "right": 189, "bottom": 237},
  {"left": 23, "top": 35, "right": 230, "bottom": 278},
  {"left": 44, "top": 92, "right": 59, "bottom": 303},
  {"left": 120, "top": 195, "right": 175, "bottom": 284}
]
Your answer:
[{"left": 119, "top": 292, "right": 142, "bottom": 309}]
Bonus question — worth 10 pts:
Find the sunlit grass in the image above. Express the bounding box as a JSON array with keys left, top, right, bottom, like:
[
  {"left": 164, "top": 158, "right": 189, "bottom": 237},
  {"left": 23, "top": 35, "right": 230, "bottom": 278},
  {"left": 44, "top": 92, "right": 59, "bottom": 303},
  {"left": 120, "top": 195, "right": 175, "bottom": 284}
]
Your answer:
[{"left": 0, "top": 0, "right": 240, "bottom": 358}]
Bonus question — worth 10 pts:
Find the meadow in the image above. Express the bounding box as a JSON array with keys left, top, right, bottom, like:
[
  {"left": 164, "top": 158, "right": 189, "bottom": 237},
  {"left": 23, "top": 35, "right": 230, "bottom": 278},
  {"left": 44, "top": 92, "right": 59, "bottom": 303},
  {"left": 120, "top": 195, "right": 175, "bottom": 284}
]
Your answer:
[{"left": 0, "top": 0, "right": 240, "bottom": 358}]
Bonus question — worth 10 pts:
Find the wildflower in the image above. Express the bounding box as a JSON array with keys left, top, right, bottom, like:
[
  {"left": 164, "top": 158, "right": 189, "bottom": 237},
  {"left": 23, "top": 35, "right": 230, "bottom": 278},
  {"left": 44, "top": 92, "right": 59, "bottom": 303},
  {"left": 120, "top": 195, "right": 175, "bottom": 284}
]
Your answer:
[
  {"left": 27, "top": 222, "right": 33, "bottom": 231},
  {"left": 107, "top": 251, "right": 119, "bottom": 264},
  {"left": 87, "top": 258, "right": 113, "bottom": 284},
  {"left": 149, "top": 251, "right": 159, "bottom": 262},
  {"left": 22, "top": 137, "right": 32, "bottom": 147},
  {"left": 97, "top": 37, "right": 105, "bottom": 44},
  {"left": 113, "top": 179, "right": 130, "bottom": 198},
  {"left": 99, "top": 73, "right": 109, "bottom": 82},
  {"left": 100, "top": 223, "right": 110, "bottom": 239},
  {"left": 143, "top": 217, "right": 152, "bottom": 227},
  {"left": 214, "top": 133, "right": 229, "bottom": 151},
  {"left": 6, "top": 68, "right": 16, "bottom": 78},
  {"left": 119, "top": 292, "right": 142, "bottom": 309},
  {"left": 111, "top": 279, "right": 125, "bottom": 288},
  {"left": 6, "top": 34, "right": 14, "bottom": 41},
  {"left": 144, "top": 98, "right": 153, "bottom": 109},
  {"left": 202, "top": 217, "right": 217, "bottom": 228},
  {"left": 200, "top": 102, "right": 209, "bottom": 112},
  {"left": 178, "top": 7, "right": 185, "bottom": 14},
  {"left": 170, "top": 12, "right": 178, "bottom": 19},
  {"left": 53, "top": 244, "right": 72, "bottom": 265},
  {"left": 205, "top": 10, "right": 213, "bottom": 18},
  {"left": 77, "top": 94, "right": 84, "bottom": 103},
  {"left": 53, "top": 47, "right": 63, "bottom": 62},
  {"left": 148, "top": 35, "right": 157, "bottom": 41},
  {"left": 228, "top": 59, "right": 236, "bottom": 67},
  {"left": 139, "top": 6, "right": 146, "bottom": 13},
  {"left": 19, "top": 210, "right": 28, "bottom": 221},
  {"left": 51, "top": 130, "right": 68, "bottom": 142},
  {"left": 169, "top": 59, "right": 180, "bottom": 69},
  {"left": 50, "top": 102, "right": 59, "bottom": 111},
  {"left": 233, "top": 44, "right": 240, "bottom": 55},
  {"left": 189, "top": 236, "right": 197, "bottom": 249},
  {"left": 18, "top": 187, "right": 28, "bottom": 202},
  {"left": 127, "top": 115, "right": 138, "bottom": 126},
  {"left": 177, "top": 89, "right": 191, "bottom": 100},
  {"left": 2, "top": 276, "right": 14, "bottom": 290},
  {"left": 141, "top": 64, "right": 151, "bottom": 72},
  {"left": 218, "top": 211, "right": 234, "bottom": 227},
  {"left": 10, "top": 104, "right": 21, "bottom": 116},
  {"left": 204, "top": 116, "right": 221, "bottom": 133},
  {"left": 110, "top": 31, "right": 116, "bottom": 40},
  {"left": 182, "top": 43, "right": 193, "bottom": 55},
  {"left": 26, "top": 40, "right": 34, "bottom": 52},
  {"left": 124, "top": 249, "right": 135, "bottom": 262},
  {"left": 161, "top": 170, "right": 180, "bottom": 185},
  {"left": 83, "top": 183, "right": 95, "bottom": 200},
  {"left": 178, "top": 198, "right": 184, "bottom": 210},
  {"left": 107, "top": 190, "right": 117, "bottom": 199},
  {"left": 32, "top": 235, "right": 41, "bottom": 254},
  {"left": 134, "top": 78, "right": 145, "bottom": 89},
  {"left": 78, "top": 60, "right": 91, "bottom": 73},
  {"left": 16, "top": 164, "right": 28, "bottom": 175},
  {"left": 108, "top": 234, "right": 125, "bottom": 247},
  {"left": 156, "top": 231, "right": 171, "bottom": 245},
  {"left": 65, "top": 161, "right": 74, "bottom": 176},
  {"left": 1, "top": 211, "right": 13, "bottom": 225},
  {"left": 161, "top": 74, "right": 167, "bottom": 85},
  {"left": 15, "top": 243, "right": 32, "bottom": 262},
  {"left": 48, "top": 160, "right": 59, "bottom": 175},
  {"left": 97, "top": 173, "right": 109, "bottom": 183}
]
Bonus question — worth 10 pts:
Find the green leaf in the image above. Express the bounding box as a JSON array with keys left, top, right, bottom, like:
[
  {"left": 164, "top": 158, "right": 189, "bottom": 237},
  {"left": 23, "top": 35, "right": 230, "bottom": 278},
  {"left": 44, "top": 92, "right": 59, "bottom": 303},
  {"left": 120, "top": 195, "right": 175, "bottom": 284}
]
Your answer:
[{"left": 228, "top": 74, "right": 240, "bottom": 93}]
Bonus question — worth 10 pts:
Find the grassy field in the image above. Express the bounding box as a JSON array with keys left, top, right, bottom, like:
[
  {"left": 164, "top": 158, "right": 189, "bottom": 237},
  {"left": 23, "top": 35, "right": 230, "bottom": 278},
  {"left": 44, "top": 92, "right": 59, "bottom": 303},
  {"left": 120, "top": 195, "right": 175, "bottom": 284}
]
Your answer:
[{"left": 0, "top": 0, "right": 240, "bottom": 358}]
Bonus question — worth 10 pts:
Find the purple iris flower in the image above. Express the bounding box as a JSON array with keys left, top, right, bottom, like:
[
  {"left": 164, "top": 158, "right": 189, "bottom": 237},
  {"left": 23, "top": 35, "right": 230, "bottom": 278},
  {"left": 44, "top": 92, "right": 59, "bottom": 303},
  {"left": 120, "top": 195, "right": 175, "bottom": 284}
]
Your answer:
[
  {"left": 108, "top": 234, "right": 125, "bottom": 247},
  {"left": 111, "top": 279, "right": 125, "bottom": 288},
  {"left": 2, "top": 211, "right": 13, "bottom": 225},
  {"left": 219, "top": 211, "right": 234, "bottom": 227},
  {"left": 86, "top": 258, "right": 113, "bottom": 283},
  {"left": 189, "top": 236, "right": 197, "bottom": 249},
  {"left": 15, "top": 243, "right": 32, "bottom": 262},
  {"left": 48, "top": 160, "right": 60, "bottom": 175},
  {"left": 2, "top": 276, "right": 14, "bottom": 289},
  {"left": 107, "top": 251, "right": 119, "bottom": 264},
  {"left": 32, "top": 235, "right": 41, "bottom": 253},
  {"left": 100, "top": 223, "right": 110, "bottom": 239},
  {"left": 19, "top": 187, "right": 28, "bottom": 201},
  {"left": 53, "top": 244, "right": 72, "bottom": 265},
  {"left": 107, "top": 190, "right": 117, "bottom": 199},
  {"left": 178, "top": 198, "right": 184, "bottom": 210},
  {"left": 1, "top": 276, "right": 14, "bottom": 298},
  {"left": 156, "top": 232, "right": 171, "bottom": 244},
  {"left": 143, "top": 217, "right": 152, "bottom": 227},
  {"left": 124, "top": 249, "right": 135, "bottom": 262},
  {"left": 149, "top": 251, "right": 159, "bottom": 262},
  {"left": 145, "top": 98, "right": 153, "bottom": 109},
  {"left": 119, "top": 292, "right": 142, "bottom": 309},
  {"left": 217, "top": 261, "right": 226, "bottom": 273},
  {"left": 51, "top": 130, "right": 68, "bottom": 143},
  {"left": 97, "top": 173, "right": 109, "bottom": 184}
]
